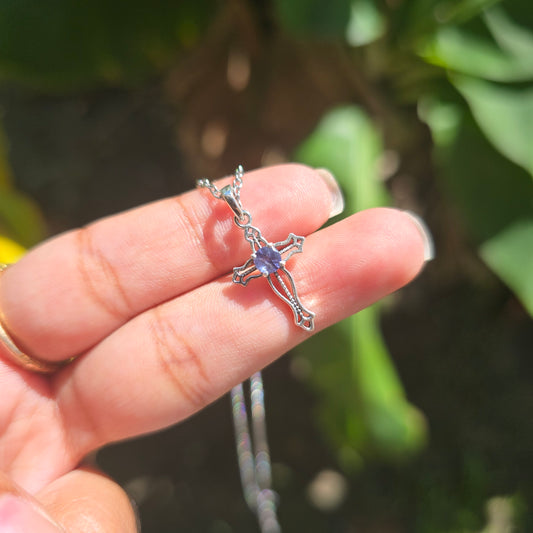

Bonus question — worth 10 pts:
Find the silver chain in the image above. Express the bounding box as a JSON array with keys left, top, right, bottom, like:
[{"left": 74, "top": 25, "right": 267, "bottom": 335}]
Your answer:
[
  {"left": 197, "top": 166, "right": 281, "bottom": 532},
  {"left": 231, "top": 373, "right": 281, "bottom": 533},
  {"left": 197, "top": 164, "right": 244, "bottom": 202}
]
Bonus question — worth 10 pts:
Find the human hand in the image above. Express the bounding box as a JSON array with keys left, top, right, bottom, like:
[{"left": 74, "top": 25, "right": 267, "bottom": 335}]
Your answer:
[{"left": 0, "top": 165, "right": 431, "bottom": 532}]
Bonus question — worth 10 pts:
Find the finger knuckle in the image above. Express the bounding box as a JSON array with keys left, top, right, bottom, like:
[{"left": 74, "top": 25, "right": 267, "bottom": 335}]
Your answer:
[{"left": 76, "top": 226, "right": 135, "bottom": 320}]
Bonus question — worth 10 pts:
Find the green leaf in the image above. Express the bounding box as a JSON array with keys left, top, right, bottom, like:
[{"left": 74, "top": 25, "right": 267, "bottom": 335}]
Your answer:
[
  {"left": 346, "top": 0, "right": 385, "bottom": 47},
  {"left": 275, "top": 0, "right": 351, "bottom": 39},
  {"left": 480, "top": 219, "right": 533, "bottom": 316},
  {"left": 0, "top": 190, "right": 46, "bottom": 248},
  {"left": 418, "top": 96, "right": 462, "bottom": 147},
  {"left": 432, "top": 0, "right": 499, "bottom": 24},
  {"left": 350, "top": 306, "right": 427, "bottom": 457},
  {"left": 484, "top": 7, "right": 533, "bottom": 63},
  {"left": 0, "top": 126, "right": 13, "bottom": 191},
  {"left": 295, "top": 106, "right": 388, "bottom": 212},
  {"left": 294, "top": 106, "right": 427, "bottom": 461},
  {"left": 424, "top": 98, "right": 533, "bottom": 318},
  {"left": 453, "top": 76, "right": 533, "bottom": 179},
  {"left": 0, "top": 121, "right": 46, "bottom": 247},
  {"left": 428, "top": 104, "right": 533, "bottom": 243},
  {"left": 419, "top": 7, "right": 533, "bottom": 82},
  {"left": 388, "top": 0, "right": 496, "bottom": 44}
]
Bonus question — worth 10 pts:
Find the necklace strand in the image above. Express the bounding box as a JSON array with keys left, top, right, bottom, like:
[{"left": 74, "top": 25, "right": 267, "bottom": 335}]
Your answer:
[
  {"left": 197, "top": 168, "right": 282, "bottom": 532},
  {"left": 231, "top": 373, "right": 281, "bottom": 533}
]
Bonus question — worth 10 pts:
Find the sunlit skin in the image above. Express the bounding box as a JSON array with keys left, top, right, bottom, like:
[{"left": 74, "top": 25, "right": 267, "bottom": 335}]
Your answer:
[{"left": 0, "top": 165, "right": 427, "bottom": 531}]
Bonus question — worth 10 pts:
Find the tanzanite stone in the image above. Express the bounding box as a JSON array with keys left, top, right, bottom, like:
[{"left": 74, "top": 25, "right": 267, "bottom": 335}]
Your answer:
[{"left": 254, "top": 246, "right": 282, "bottom": 275}]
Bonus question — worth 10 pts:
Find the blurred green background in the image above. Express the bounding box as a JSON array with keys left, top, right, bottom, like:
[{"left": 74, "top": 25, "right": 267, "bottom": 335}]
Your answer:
[{"left": 0, "top": 0, "right": 532, "bottom": 531}]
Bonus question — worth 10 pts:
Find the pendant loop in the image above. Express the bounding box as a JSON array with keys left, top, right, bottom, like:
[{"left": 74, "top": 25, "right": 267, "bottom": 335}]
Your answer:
[{"left": 221, "top": 185, "right": 244, "bottom": 219}]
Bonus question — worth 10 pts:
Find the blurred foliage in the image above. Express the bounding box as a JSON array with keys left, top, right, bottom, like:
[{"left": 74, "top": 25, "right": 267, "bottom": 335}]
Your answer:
[
  {"left": 346, "top": 0, "right": 385, "bottom": 46},
  {"left": 288, "top": 0, "right": 532, "bottom": 529},
  {"left": 420, "top": 8, "right": 533, "bottom": 82},
  {"left": 0, "top": 0, "right": 215, "bottom": 90},
  {"left": 454, "top": 76, "right": 533, "bottom": 176},
  {"left": 418, "top": 8, "right": 533, "bottom": 319},
  {"left": 295, "top": 107, "right": 427, "bottom": 464},
  {"left": 480, "top": 220, "right": 533, "bottom": 316},
  {"left": 289, "top": 0, "right": 532, "bottom": 467},
  {"left": 275, "top": 0, "right": 352, "bottom": 38},
  {"left": 0, "top": 234, "right": 25, "bottom": 264},
  {"left": 0, "top": 124, "right": 44, "bottom": 262}
]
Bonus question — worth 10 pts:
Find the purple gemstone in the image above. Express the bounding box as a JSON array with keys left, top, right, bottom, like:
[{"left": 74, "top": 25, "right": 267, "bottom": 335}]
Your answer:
[{"left": 254, "top": 246, "right": 282, "bottom": 275}]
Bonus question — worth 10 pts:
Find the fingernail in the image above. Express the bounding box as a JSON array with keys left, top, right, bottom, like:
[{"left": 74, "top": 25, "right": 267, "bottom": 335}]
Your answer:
[
  {"left": 0, "top": 494, "right": 64, "bottom": 532},
  {"left": 315, "top": 168, "right": 345, "bottom": 218},
  {"left": 403, "top": 210, "right": 435, "bottom": 262}
]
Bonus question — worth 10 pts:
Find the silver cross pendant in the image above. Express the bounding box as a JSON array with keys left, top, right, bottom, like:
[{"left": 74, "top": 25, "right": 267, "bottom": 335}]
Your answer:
[{"left": 220, "top": 184, "right": 315, "bottom": 332}]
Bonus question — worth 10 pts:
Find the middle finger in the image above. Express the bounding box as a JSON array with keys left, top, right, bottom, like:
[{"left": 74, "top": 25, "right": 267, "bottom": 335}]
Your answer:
[{"left": 0, "top": 165, "right": 338, "bottom": 360}]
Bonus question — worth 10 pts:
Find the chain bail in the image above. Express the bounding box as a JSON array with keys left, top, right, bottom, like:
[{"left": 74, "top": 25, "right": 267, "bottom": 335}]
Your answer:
[{"left": 221, "top": 185, "right": 245, "bottom": 219}]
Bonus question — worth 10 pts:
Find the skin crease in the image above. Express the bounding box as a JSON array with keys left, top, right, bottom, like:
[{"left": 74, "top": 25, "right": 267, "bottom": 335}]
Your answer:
[{"left": 0, "top": 165, "right": 428, "bottom": 532}]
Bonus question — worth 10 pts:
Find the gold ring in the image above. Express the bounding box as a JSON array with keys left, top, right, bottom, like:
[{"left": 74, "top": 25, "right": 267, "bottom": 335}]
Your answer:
[{"left": 0, "top": 263, "right": 74, "bottom": 374}]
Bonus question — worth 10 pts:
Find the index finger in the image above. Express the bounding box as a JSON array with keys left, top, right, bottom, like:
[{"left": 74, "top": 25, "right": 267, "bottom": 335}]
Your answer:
[{"left": 0, "top": 165, "right": 340, "bottom": 361}]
